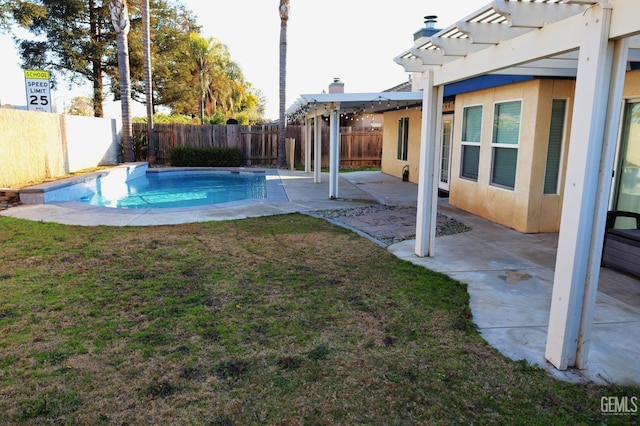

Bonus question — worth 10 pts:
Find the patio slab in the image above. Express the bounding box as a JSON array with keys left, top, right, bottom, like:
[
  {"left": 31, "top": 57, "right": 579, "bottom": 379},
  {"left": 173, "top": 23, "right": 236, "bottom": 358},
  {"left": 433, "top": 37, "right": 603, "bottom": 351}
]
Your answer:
[{"left": 388, "top": 207, "right": 640, "bottom": 386}]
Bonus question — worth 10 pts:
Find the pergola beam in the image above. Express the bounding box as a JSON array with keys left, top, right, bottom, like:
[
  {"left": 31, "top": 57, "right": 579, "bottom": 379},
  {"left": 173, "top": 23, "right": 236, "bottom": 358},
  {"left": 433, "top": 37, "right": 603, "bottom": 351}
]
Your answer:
[
  {"left": 409, "top": 47, "right": 447, "bottom": 66},
  {"left": 429, "top": 37, "right": 489, "bottom": 57},
  {"left": 493, "top": 0, "right": 588, "bottom": 28},
  {"left": 491, "top": 67, "right": 577, "bottom": 77},
  {"left": 456, "top": 21, "right": 531, "bottom": 44},
  {"left": 610, "top": 0, "right": 640, "bottom": 39},
  {"left": 432, "top": 11, "right": 585, "bottom": 86},
  {"left": 393, "top": 56, "right": 429, "bottom": 73}
]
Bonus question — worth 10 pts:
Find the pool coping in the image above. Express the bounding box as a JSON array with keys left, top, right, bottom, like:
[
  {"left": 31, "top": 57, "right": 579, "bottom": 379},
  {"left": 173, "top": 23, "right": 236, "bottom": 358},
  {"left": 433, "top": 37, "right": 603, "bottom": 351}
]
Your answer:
[
  {"left": 18, "top": 164, "right": 289, "bottom": 213},
  {"left": 3, "top": 169, "right": 384, "bottom": 226}
]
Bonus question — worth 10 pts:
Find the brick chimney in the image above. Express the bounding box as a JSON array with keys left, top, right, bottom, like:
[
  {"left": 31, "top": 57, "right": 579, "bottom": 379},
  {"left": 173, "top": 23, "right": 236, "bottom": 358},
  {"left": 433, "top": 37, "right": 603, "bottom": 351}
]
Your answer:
[{"left": 329, "top": 78, "right": 344, "bottom": 94}]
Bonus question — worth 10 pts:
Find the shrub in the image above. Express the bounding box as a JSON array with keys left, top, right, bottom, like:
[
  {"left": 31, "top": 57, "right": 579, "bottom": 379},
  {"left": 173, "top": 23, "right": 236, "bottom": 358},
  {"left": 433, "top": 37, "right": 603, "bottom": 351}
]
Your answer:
[
  {"left": 132, "top": 130, "right": 148, "bottom": 161},
  {"left": 169, "top": 146, "right": 244, "bottom": 167}
]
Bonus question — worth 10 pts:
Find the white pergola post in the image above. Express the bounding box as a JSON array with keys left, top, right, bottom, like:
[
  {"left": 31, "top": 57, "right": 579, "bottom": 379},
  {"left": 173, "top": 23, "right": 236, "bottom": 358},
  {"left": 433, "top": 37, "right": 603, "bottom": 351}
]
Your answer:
[
  {"left": 575, "top": 37, "right": 629, "bottom": 368},
  {"left": 545, "top": 4, "right": 620, "bottom": 370},
  {"left": 314, "top": 113, "right": 322, "bottom": 183},
  {"left": 329, "top": 106, "right": 340, "bottom": 198},
  {"left": 304, "top": 117, "right": 312, "bottom": 173},
  {"left": 415, "top": 70, "right": 443, "bottom": 257}
]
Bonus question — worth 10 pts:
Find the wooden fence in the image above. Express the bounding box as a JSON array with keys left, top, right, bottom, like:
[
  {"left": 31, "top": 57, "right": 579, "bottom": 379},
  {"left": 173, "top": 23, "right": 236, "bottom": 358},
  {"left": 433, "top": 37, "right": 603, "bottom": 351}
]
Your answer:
[{"left": 133, "top": 123, "right": 382, "bottom": 168}]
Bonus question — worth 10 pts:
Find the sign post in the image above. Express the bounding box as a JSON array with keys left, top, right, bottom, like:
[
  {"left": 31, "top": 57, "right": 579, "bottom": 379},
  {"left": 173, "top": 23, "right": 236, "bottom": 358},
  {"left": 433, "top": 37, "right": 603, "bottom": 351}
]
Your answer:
[{"left": 24, "top": 69, "right": 52, "bottom": 112}]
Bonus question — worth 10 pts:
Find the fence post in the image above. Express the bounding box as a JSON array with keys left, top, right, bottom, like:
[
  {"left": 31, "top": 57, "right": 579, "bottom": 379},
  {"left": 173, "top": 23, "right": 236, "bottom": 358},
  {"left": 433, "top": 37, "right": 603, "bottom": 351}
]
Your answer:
[{"left": 286, "top": 138, "right": 295, "bottom": 170}]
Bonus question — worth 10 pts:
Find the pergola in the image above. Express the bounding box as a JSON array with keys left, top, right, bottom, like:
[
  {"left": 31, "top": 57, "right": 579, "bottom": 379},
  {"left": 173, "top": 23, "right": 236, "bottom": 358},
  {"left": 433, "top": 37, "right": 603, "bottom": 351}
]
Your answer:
[
  {"left": 286, "top": 91, "right": 423, "bottom": 197},
  {"left": 393, "top": 0, "right": 640, "bottom": 371}
]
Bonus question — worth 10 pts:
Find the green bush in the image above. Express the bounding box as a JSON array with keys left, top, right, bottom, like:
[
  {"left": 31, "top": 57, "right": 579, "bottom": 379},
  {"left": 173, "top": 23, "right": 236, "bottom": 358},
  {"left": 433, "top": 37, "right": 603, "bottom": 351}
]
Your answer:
[{"left": 169, "top": 146, "right": 244, "bottom": 167}]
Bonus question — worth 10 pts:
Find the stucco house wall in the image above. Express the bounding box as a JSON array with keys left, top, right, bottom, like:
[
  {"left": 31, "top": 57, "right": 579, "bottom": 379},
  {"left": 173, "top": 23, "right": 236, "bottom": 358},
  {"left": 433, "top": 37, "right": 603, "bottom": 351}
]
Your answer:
[
  {"left": 449, "top": 79, "right": 576, "bottom": 233},
  {"left": 623, "top": 69, "right": 640, "bottom": 97},
  {"left": 381, "top": 107, "right": 423, "bottom": 184},
  {"left": 379, "top": 70, "right": 640, "bottom": 234}
]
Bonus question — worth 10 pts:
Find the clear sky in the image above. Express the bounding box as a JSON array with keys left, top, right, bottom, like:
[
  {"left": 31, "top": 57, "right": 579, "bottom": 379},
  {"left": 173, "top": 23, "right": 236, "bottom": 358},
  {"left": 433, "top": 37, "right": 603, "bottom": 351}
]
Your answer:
[{"left": 0, "top": 0, "right": 489, "bottom": 119}]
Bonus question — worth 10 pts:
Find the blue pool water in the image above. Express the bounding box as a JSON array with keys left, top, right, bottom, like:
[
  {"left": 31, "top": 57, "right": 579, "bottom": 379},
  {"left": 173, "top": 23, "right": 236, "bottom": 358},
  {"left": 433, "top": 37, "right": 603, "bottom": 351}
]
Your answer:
[{"left": 82, "top": 172, "right": 267, "bottom": 209}]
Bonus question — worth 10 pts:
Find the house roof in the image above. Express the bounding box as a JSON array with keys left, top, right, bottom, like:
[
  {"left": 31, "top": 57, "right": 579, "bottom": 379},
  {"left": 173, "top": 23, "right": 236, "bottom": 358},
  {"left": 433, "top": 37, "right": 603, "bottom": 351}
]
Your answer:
[
  {"left": 395, "top": 0, "right": 640, "bottom": 84},
  {"left": 383, "top": 80, "right": 413, "bottom": 93}
]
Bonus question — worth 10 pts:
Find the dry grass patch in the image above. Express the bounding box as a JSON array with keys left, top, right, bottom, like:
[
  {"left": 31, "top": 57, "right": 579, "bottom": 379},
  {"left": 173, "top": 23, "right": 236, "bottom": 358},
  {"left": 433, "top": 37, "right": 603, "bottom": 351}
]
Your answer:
[{"left": 0, "top": 214, "right": 637, "bottom": 424}]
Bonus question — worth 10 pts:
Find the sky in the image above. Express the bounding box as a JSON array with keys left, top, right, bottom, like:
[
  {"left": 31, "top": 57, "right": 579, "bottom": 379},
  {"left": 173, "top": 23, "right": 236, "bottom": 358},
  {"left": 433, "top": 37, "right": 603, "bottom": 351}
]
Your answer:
[{"left": 0, "top": 0, "right": 489, "bottom": 119}]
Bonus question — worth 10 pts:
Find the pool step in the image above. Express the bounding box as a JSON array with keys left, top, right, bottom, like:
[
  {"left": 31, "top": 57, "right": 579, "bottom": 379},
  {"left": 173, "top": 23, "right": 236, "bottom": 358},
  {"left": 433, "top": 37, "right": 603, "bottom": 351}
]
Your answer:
[{"left": 18, "top": 162, "right": 149, "bottom": 204}]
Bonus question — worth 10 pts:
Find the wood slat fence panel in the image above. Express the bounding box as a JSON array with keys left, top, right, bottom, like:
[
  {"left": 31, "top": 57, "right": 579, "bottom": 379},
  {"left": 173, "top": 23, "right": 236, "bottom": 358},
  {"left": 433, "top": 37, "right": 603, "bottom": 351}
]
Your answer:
[
  {"left": 133, "top": 123, "right": 382, "bottom": 168},
  {"left": 300, "top": 126, "right": 383, "bottom": 168}
]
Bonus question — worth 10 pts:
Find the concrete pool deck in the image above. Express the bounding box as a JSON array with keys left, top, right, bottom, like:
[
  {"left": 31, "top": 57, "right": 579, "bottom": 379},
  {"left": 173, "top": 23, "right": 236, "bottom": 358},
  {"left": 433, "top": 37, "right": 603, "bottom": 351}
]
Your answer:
[
  {"left": 2, "top": 169, "right": 639, "bottom": 387},
  {"left": 1, "top": 169, "right": 380, "bottom": 226}
]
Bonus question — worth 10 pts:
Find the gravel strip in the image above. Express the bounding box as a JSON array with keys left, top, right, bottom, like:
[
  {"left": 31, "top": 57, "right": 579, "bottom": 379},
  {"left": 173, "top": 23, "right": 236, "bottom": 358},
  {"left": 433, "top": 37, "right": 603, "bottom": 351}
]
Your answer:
[{"left": 314, "top": 205, "right": 471, "bottom": 246}]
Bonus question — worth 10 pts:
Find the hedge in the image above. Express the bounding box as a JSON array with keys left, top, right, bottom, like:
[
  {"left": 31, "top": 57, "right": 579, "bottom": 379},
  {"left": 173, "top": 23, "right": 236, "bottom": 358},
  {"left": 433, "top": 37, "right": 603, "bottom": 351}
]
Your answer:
[{"left": 169, "top": 146, "right": 244, "bottom": 167}]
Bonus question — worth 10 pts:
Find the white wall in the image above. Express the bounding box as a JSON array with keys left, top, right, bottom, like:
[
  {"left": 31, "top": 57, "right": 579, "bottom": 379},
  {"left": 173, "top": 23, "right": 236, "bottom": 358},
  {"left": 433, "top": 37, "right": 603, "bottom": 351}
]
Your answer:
[{"left": 65, "top": 114, "right": 119, "bottom": 171}]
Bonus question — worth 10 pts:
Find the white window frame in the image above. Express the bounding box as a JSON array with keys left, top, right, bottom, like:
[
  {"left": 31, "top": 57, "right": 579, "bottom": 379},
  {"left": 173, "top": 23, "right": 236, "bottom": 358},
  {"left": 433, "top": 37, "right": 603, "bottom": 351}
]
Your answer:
[
  {"left": 543, "top": 98, "right": 568, "bottom": 195},
  {"left": 460, "top": 104, "right": 483, "bottom": 182},
  {"left": 490, "top": 99, "right": 522, "bottom": 190},
  {"left": 397, "top": 116, "right": 409, "bottom": 161}
]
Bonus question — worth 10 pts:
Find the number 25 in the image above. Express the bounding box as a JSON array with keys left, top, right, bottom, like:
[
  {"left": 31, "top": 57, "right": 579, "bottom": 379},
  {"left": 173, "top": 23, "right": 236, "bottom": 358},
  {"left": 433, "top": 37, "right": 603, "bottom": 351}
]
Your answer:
[{"left": 29, "top": 95, "right": 49, "bottom": 106}]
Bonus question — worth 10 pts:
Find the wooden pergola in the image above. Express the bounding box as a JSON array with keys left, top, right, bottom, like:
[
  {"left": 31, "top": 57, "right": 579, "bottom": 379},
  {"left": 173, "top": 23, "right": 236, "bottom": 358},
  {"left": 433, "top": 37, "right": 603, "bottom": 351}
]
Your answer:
[{"left": 393, "top": 0, "right": 640, "bottom": 371}]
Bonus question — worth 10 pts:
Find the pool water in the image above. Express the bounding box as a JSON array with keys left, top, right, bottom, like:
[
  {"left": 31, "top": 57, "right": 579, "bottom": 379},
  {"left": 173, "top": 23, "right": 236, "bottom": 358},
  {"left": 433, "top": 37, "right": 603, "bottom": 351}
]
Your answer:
[{"left": 82, "top": 172, "right": 267, "bottom": 209}]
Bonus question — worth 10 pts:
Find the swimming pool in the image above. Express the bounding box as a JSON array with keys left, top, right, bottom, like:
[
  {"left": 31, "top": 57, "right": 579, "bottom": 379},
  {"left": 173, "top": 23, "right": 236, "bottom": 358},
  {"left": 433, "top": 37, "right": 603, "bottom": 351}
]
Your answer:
[
  {"left": 84, "top": 171, "right": 267, "bottom": 209},
  {"left": 19, "top": 163, "right": 288, "bottom": 210}
]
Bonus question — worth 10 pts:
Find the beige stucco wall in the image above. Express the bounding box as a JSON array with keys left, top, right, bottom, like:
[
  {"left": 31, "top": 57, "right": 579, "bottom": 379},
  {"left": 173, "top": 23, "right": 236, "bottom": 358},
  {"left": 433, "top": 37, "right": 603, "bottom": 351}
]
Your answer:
[
  {"left": 623, "top": 69, "right": 640, "bottom": 97},
  {"left": 529, "top": 80, "right": 575, "bottom": 232},
  {"left": 0, "top": 108, "right": 119, "bottom": 188},
  {"left": 380, "top": 70, "right": 640, "bottom": 233},
  {"left": 449, "top": 79, "right": 576, "bottom": 233},
  {"left": 622, "top": 69, "right": 640, "bottom": 168},
  {"left": 381, "top": 107, "right": 423, "bottom": 184},
  {"left": 0, "top": 108, "right": 66, "bottom": 187}
]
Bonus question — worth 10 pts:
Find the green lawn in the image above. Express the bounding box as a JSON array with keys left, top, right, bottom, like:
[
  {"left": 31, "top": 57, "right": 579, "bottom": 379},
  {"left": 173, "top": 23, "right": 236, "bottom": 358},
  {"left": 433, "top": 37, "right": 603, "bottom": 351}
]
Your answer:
[{"left": 0, "top": 214, "right": 637, "bottom": 424}]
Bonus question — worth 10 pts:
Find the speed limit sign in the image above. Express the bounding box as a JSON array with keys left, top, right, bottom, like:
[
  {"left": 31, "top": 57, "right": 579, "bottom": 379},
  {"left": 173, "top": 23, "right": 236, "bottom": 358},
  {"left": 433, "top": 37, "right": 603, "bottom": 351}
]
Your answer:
[{"left": 24, "top": 69, "right": 52, "bottom": 113}]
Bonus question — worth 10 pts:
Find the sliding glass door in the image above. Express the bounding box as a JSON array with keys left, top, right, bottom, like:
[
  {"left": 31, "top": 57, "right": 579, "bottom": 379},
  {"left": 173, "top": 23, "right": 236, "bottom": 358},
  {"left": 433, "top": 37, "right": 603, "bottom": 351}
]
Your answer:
[
  {"left": 439, "top": 116, "right": 453, "bottom": 192},
  {"left": 614, "top": 102, "right": 640, "bottom": 217}
]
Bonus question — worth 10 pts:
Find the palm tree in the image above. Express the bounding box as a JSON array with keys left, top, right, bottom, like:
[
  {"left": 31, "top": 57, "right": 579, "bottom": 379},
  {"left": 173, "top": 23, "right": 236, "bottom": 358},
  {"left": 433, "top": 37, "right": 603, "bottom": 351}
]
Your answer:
[
  {"left": 141, "top": 0, "right": 155, "bottom": 163},
  {"left": 207, "top": 41, "right": 244, "bottom": 117},
  {"left": 277, "top": 0, "right": 289, "bottom": 167},
  {"left": 190, "top": 33, "right": 214, "bottom": 124},
  {"left": 109, "top": 0, "right": 133, "bottom": 162}
]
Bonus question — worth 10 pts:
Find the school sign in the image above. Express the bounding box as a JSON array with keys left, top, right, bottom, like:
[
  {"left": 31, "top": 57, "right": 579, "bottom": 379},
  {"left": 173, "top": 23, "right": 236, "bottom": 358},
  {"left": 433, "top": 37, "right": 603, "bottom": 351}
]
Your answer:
[{"left": 24, "top": 69, "right": 52, "bottom": 113}]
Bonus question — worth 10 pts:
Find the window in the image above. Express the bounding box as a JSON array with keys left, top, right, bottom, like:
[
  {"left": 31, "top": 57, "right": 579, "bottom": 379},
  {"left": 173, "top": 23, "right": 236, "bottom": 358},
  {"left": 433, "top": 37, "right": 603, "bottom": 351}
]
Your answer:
[
  {"left": 440, "top": 118, "right": 452, "bottom": 185},
  {"left": 491, "top": 100, "right": 521, "bottom": 189},
  {"left": 397, "top": 117, "right": 409, "bottom": 161},
  {"left": 614, "top": 102, "right": 640, "bottom": 222},
  {"left": 543, "top": 99, "right": 567, "bottom": 194},
  {"left": 461, "top": 105, "right": 482, "bottom": 180}
]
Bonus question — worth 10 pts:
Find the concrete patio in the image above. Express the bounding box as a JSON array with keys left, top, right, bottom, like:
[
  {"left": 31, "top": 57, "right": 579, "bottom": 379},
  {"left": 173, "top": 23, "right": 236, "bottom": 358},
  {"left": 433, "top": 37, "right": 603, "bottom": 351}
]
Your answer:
[{"left": 338, "top": 171, "right": 640, "bottom": 386}]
